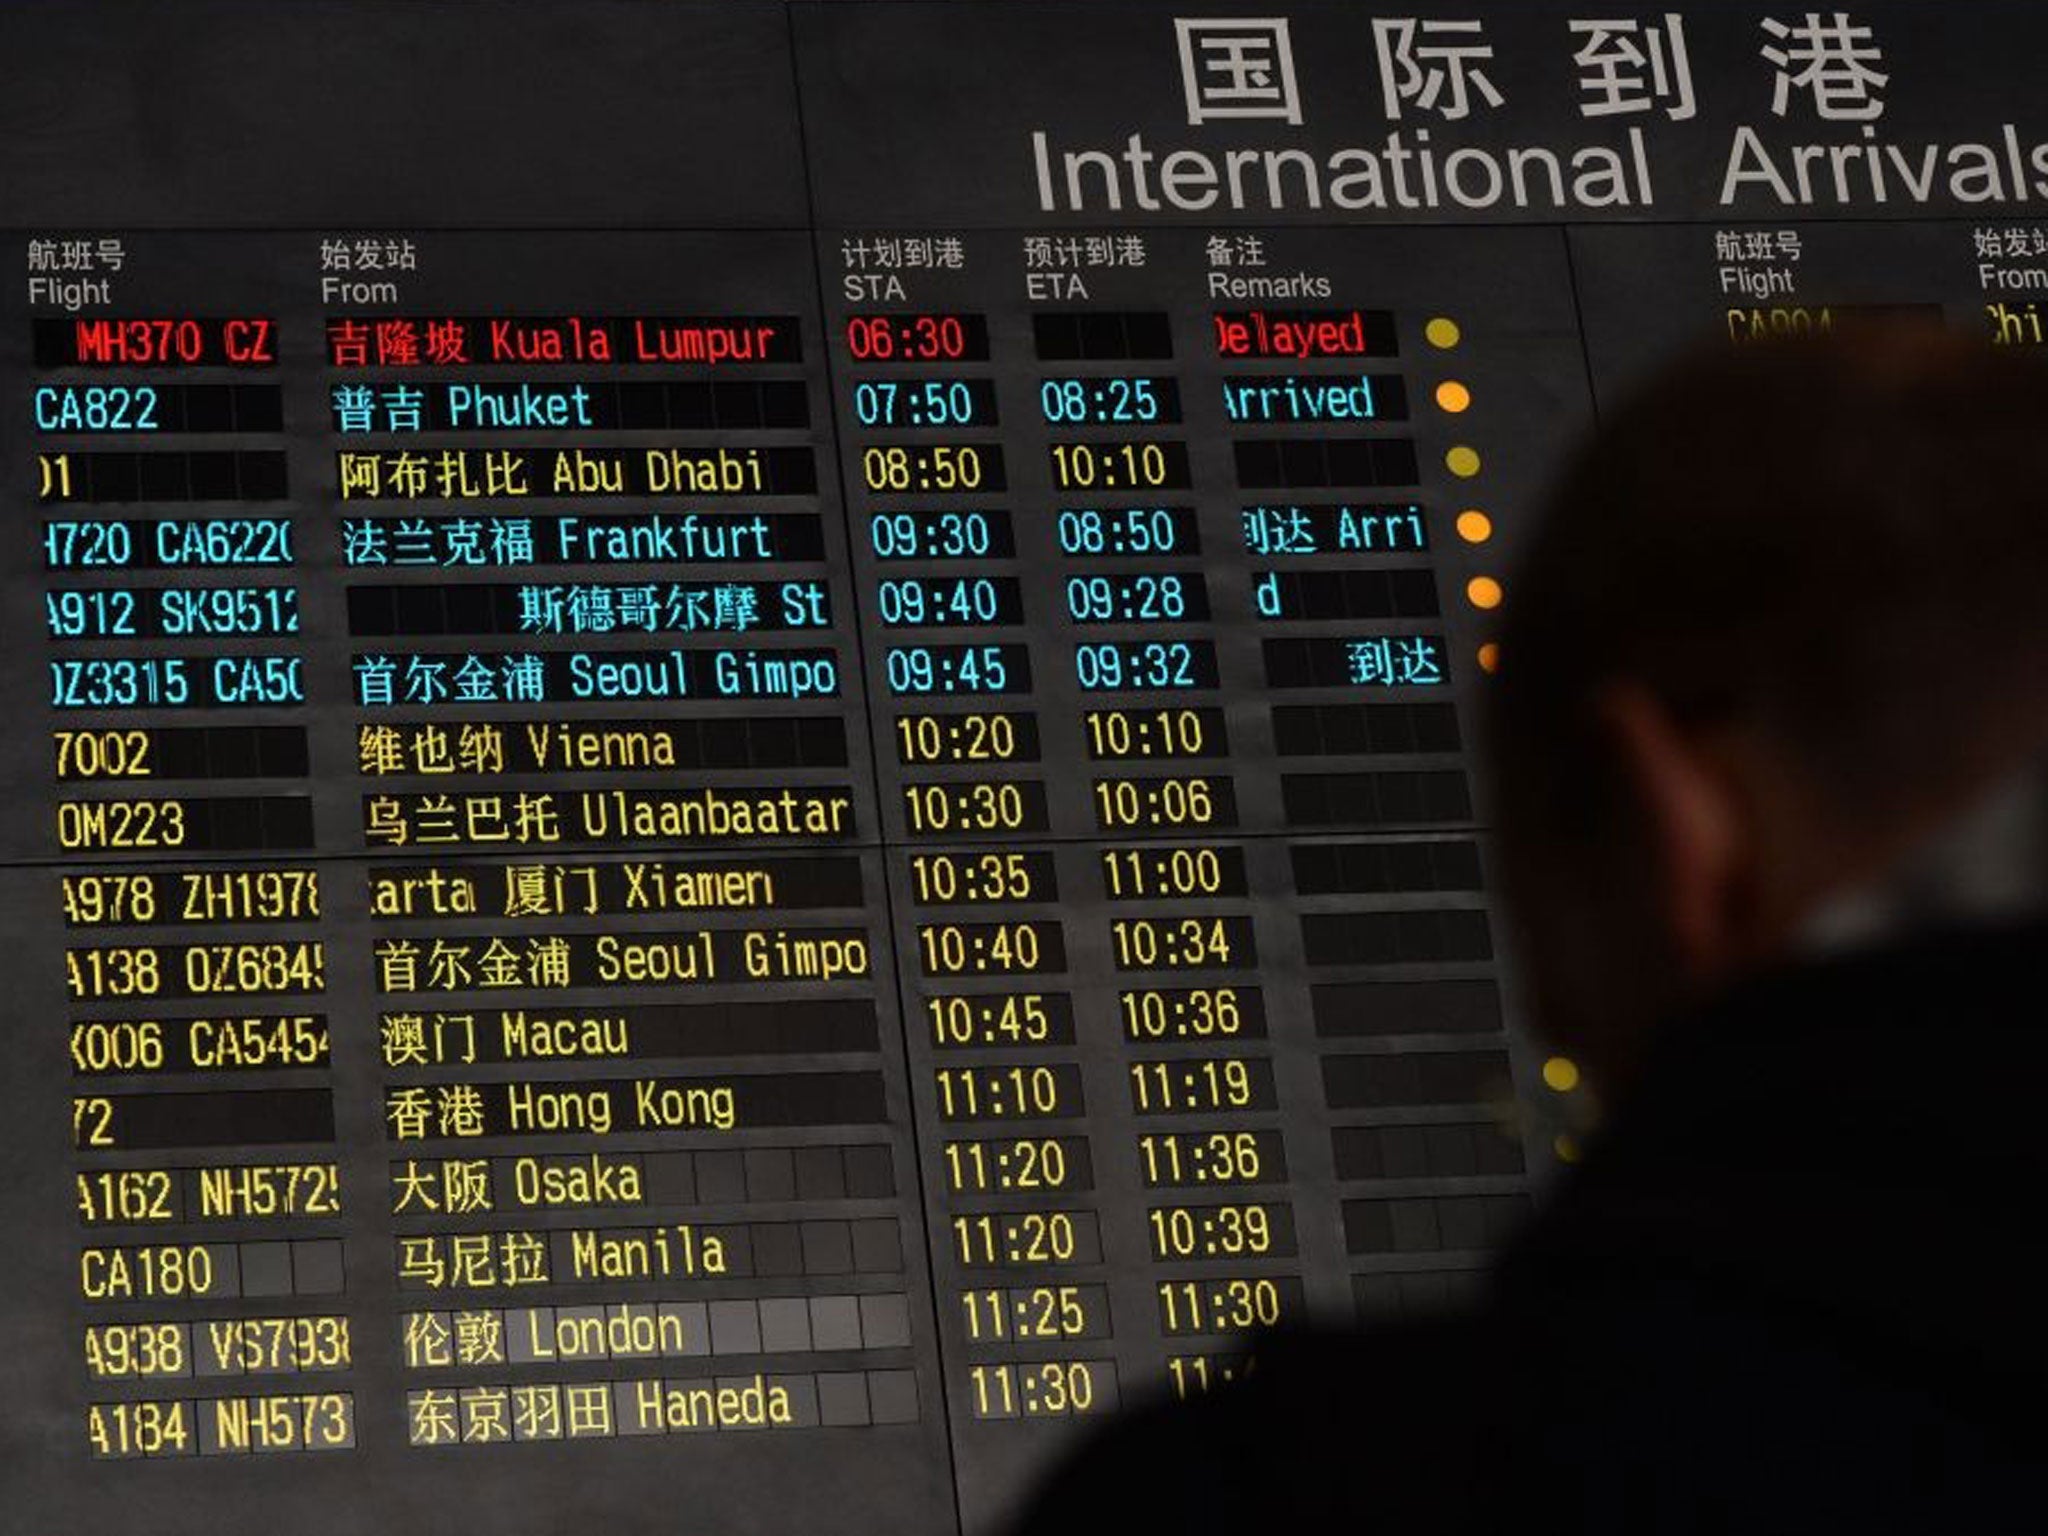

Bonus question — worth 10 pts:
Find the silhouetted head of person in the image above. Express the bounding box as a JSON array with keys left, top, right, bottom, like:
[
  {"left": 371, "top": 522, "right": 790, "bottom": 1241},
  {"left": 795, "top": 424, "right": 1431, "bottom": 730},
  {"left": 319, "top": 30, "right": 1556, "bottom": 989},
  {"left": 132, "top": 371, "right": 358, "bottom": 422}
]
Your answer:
[{"left": 1487, "top": 324, "right": 2048, "bottom": 1089}]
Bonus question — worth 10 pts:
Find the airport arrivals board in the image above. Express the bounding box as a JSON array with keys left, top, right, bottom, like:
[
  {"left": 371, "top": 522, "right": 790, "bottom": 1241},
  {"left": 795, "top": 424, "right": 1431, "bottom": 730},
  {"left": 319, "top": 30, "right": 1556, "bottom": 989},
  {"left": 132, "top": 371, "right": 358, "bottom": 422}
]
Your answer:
[{"left": 1, "top": 2, "right": 2040, "bottom": 1530}]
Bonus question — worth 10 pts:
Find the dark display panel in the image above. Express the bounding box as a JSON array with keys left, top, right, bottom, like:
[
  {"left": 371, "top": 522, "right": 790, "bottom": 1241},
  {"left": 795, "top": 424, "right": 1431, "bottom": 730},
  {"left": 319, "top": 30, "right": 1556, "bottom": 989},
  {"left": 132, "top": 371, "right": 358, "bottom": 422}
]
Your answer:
[{"left": 2, "top": 1, "right": 2038, "bottom": 1530}]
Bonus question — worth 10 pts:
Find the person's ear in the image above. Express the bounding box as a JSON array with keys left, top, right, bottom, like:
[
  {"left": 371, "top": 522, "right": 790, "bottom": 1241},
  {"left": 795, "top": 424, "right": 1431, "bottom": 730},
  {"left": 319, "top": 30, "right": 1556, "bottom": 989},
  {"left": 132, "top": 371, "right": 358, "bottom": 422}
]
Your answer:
[{"left": 1592, "top": 682, "right": 1749, "bottom": 981}]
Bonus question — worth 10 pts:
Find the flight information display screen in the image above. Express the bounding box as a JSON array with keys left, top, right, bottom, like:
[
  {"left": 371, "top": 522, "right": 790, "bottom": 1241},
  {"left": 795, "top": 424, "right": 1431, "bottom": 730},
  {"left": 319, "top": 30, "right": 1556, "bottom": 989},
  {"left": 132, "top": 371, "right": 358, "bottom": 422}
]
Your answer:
[{"left": 1, "top": 2, "right": 2037, "bottom": 1529}]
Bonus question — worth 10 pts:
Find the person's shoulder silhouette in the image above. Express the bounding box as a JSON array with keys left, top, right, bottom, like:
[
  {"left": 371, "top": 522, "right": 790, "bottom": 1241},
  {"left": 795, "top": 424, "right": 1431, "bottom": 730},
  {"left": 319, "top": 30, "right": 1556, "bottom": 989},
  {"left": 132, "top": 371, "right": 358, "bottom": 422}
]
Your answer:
[{"left": 1014, "top": 329, "right": 2048, "bottom": 1534}]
